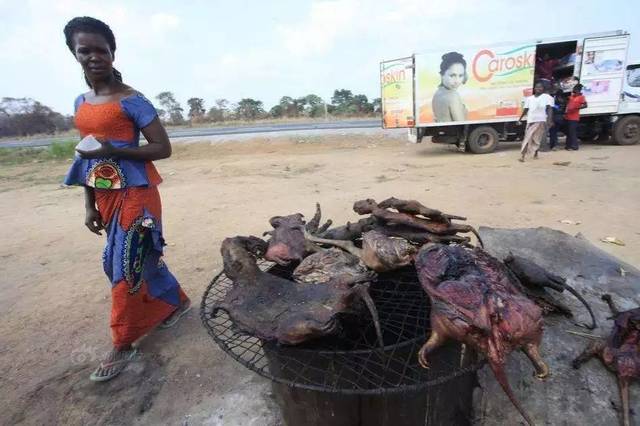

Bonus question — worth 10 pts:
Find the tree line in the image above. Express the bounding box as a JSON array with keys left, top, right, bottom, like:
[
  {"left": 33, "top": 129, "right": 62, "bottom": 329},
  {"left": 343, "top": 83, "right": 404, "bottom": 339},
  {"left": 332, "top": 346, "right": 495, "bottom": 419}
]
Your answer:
[
  {"left": 0, "top": 89, "right": 381, "bottom": 138},
  {"left": 0, "top": 97, "right": 74, "bottom": 138},
  {"left": 155, "top": 89, "right": 381, "bottom": 125}
]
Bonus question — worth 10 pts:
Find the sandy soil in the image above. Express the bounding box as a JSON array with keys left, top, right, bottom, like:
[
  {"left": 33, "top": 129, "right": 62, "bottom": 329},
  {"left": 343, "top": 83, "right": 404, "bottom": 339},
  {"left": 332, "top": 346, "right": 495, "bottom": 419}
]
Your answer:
[{"left": 1, "top": 133, "right": 639, "bottom": 425}]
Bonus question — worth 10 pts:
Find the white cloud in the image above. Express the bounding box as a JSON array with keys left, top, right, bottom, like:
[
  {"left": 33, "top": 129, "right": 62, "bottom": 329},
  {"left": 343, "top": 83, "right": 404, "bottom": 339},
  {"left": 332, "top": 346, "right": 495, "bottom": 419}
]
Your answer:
[
  {"left": 277, "top": 0, "right": 358, "bottom": 56},
  {"left": 150, "top": 12, "right": 181, "bottom": 34}
]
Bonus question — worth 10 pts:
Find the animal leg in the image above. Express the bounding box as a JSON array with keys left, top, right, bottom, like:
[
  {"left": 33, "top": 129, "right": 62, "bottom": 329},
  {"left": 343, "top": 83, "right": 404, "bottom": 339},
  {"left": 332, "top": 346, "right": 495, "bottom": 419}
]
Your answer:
[
  {"left": 304, "top": 203, "right": 333, "bottom": 236},
  {"left": 316, "top": 219, "right": 333, "bottom": 235},
  {"left": 618, "top": 376, "right": 631, "bottom": 426},
  {"left": 305, "top": 203, "right": 322, "bottom": 234},
  {"left": 571, "top": 339, "right": 606, "bottom": 369},
  {"left": 449, "top": 224, "right": 484, "bottom": 248},
  {"left": 488, "top": 360, "right": 536, "bottom": 426},
  {"left": 318, "top": 217, "right": 378, "bottom": 240},
  {"left": 304, "top": 232, "right": 363, "bottom": 257},
  {"left": 353, "top": 284, "right": 384, "bottom": 349},
  {"left": 521, "top": 343, "right": 549, "bottom": 379},
  {"left": 602, "top": 294, "right": 620, "bottom": 316},
  {"left": 417, "top": 330, "right": 446, "bottom": 369}
]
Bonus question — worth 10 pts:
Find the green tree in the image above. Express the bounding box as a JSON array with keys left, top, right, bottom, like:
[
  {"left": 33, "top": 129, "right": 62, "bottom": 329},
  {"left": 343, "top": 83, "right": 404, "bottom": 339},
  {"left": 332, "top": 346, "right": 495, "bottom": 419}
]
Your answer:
[
  {"left": 156, "top": 92, "right": 184, "bottom": 125},
  {"left": 0, "top": 97, "right": 72, "bottom": 137},
  {"left": 353, "top": 94, "right": 373, "bottom": 114},
  {"left": 277, "top": 96, "right": 305, "bottom": 117},
  {"left": 331, "top": 89, "right": 354, "bottom": 114},
  {"left": 235, "top": 98, "right": 265, "bottom": 120},
  {"left": 330, "top": 90, "right": 375, "bottom": 116},
  {"left": 372, "top": 97, "right": 382, "bottom": 114},
  {"left": 187, "top": 97, "right": 205, "bottom": 120},
  {"left": 303, "top": 94, "right": 325, "bottom": 117},
  {"left": 207, "top": 98, "right": 230, "bottom": 122},
  {"left": 269, "top": 104, "right": 284, "bottom": 118},
  {"left": 207, "top": 107, "right": 224, "bottom": 122}
]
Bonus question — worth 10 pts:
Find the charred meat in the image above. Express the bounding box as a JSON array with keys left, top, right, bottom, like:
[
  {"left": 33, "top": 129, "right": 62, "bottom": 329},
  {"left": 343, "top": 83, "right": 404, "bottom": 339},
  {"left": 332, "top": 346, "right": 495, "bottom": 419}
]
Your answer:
[
  {"left": 264, "top": 214, "right": 306, "bottom": 265},
  {"left": 415, "top": 244, "right": 547, "bottom": 426},
  {"left": 215, "top": 236, "right": 382, "bottom": 346},
  {"left": 573, "top": 294, "right": 640, "bottom": 426},
  {"left": 504, "top": 254, "right": 596, "bottom": 329},
  {"left": 317, "top": 198, "right": 481, "bottom": 247},
  {"left": 305, "top": 229, "right": 416, "bottom": 272}
]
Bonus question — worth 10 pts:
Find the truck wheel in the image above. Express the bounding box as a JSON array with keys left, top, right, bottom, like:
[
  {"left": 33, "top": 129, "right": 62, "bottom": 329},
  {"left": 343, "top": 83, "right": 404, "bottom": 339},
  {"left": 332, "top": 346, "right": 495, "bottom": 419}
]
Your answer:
[
  {"left": 613, "top": 115, "right": 640, "bottom": 145},
  {"left": 467, "top": 126, "right": 499, "bottom": 154}
]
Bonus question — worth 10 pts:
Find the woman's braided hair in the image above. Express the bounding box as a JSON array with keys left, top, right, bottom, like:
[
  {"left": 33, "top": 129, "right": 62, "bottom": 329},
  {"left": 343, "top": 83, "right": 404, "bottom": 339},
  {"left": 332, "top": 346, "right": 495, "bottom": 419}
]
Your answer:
[{"left": 63, "top": 16, "right": 123, "bottom": 87}]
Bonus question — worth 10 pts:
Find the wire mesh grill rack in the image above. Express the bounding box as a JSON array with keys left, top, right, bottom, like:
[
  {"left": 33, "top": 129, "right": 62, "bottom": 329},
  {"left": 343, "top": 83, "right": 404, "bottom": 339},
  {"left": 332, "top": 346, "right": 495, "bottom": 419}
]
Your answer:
[{"left": 201, "top": 260, "right": 484, "bottom": 395}]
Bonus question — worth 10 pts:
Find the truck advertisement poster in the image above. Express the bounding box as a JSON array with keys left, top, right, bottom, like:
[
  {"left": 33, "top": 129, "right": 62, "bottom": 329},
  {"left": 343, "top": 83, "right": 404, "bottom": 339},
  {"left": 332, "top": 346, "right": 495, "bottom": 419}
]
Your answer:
[
  {"left": 380, "top": 57, "right": 414, "bottom": 128},
  {"left": 415, "top": 43, "right": 536, "bottom": 126},
  {"left": 579, "top": 35, "right": 630, "bottom": 115}
]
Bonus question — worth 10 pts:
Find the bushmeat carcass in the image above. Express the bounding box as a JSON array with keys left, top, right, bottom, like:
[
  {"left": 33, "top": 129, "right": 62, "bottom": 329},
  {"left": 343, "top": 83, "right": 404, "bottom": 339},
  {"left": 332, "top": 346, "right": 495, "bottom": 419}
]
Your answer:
[
  {"left": 415, "top": 244, "right": 548, "bottom": 426},
  {"left": 503, "top": 254, "right": 596, "bottom": 329},
  {"left": 214, "top": 236, "right": 383, "bottom": 346},
  {"left": 305, "top": 229, "right": 417, "bottom": 272},
  {"left": 573, "top": 294, "right": 640, "bottom": 426},
  {"left": 293, "top": 248, "right": 383, "bottom": 346},
  {"left": 263, "top": 214, "right": 307, "bottom": 265},
  {"left": 317, "top": 197, "right": 482, "bottom": 247}
]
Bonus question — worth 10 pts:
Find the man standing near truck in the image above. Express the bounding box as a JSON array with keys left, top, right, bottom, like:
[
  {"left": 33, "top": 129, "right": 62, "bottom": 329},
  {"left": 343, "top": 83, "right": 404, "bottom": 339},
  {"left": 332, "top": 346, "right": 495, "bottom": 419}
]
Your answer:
[
  {"left": 564, "top": 83, "right": 588, "bottom": 150},
  {"left": 518, "top": 81, "right": 554, "bottom": 162}
]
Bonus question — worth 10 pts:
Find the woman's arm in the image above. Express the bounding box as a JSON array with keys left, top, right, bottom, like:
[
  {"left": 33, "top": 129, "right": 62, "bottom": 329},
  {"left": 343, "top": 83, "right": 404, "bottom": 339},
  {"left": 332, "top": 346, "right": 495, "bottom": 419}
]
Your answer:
[
  {"left": 112, "top": 118, "right": 172, "bottom": 161},
  {"left": 77, "top": 117, "right": 171, "bottom": 161},
  {"left": 84, "top": 187, "right": 104, "bottom": 235}
]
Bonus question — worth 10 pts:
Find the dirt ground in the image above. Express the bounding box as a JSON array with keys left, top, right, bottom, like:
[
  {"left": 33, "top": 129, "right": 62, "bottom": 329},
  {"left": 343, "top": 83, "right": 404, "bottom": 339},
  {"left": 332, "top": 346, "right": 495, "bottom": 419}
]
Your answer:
[{"left": 1, "top": 133, "right": 639, "bottom": 425}]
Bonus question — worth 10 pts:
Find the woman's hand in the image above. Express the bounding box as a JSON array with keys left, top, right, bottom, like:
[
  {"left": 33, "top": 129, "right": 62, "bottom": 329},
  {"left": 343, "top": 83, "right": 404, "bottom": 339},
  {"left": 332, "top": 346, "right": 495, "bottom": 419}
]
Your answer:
[
  {"left": 85, "top": 207, "right": 104, "bottom": 235},
  {"left": 77, "top": 139, "right": 117, "bottom": 159}
]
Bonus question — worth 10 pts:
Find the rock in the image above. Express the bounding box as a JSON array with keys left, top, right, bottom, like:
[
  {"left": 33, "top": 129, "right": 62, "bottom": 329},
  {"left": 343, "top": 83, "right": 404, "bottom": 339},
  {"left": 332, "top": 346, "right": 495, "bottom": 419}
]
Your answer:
[{"left": 473, "top": 226, "right": 640, "bottom": 426}]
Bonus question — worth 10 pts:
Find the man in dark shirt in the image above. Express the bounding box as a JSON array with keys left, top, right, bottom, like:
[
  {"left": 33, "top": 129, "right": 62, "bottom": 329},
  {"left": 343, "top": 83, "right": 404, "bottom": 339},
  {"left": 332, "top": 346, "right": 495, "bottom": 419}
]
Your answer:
[{"left": 549, "top": 88, "right": 566, "bottom": 150}]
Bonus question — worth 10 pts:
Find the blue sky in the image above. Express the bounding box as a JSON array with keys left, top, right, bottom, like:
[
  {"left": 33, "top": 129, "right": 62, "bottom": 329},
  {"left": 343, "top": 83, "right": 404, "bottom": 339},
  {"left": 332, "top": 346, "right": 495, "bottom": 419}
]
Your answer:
[{"left": 1, "top": 0, "right": 638, "bottom": 115}]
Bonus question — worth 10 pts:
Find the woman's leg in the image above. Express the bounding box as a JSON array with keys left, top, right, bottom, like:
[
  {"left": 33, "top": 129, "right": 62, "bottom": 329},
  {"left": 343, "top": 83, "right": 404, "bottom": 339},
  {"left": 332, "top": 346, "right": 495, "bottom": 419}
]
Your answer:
[
  {"left": 520, "top": 124, "right": 534, "bottom": 161},
  {"left": 90, "top": 344, "right": 137, "bottom": 382}
]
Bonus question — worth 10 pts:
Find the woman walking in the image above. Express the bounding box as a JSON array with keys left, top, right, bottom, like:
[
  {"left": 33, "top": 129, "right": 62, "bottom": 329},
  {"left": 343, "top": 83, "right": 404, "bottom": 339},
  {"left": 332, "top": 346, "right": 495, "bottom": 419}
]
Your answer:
[{"left": 63, "top": 17, "right": 190, "bottom": 382}]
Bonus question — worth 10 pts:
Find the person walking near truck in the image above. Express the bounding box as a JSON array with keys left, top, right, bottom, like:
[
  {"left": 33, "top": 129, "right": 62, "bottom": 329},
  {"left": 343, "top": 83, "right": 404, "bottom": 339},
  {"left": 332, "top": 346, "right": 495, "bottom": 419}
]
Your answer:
[
  {"left": 518, "top": 81, "right": 554, "bottom": 162},
  {"left": 564, "top": 83, "right": 588, "bottom": 150}
]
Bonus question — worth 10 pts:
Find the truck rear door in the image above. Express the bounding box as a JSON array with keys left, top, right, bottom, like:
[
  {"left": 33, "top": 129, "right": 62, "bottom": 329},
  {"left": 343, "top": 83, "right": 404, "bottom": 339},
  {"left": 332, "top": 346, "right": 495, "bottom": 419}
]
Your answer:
[
  {"left": 380, "top": 57, "right": 415, "bottom": 128},
  {"left": 579, "top": 34, "right": 630, "bottom": 115}
]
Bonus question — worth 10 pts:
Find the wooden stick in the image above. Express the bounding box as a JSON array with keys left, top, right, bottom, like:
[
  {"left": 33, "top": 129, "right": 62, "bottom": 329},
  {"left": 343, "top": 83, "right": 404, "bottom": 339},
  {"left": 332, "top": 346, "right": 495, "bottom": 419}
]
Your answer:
[{"left": 565, "top": 330, "right": 602, "bottom": 339}]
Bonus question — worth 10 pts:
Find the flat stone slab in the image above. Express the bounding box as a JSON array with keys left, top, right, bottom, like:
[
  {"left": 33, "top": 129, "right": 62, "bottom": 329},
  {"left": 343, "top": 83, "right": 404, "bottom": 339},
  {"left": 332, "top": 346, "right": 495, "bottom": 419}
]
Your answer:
[{"left": 473, "top": 226, "right": 639, "bottom": 426}]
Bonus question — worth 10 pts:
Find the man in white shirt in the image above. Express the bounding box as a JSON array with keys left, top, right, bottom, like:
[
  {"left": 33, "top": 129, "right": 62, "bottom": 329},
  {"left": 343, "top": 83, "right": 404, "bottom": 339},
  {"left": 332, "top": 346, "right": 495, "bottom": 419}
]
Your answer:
[{"left": 517, "top": 81, "right": 554, "bottom": 162}]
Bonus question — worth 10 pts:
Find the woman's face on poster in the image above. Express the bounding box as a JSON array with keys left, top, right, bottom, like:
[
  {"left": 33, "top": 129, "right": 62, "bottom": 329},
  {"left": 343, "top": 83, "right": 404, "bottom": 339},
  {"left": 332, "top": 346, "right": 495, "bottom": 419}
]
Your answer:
[{"left": 442, "top": 63, "right": 465, "bottom": 90}]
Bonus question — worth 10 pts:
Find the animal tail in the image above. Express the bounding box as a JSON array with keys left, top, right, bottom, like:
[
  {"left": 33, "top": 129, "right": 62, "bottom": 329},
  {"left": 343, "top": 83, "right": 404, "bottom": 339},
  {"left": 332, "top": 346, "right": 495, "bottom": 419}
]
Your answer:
[
  {"left": 469, "top": 226, "right": 484, "bottom": 248},
  {"left": 488, "top": 360, "right": 536, "bottom": 426},
  {"left": 354, "top": 284, "right": 384, "bottom": 349},
  {"left": 563, "top": 283, "right": 597, "bottom": 330}
]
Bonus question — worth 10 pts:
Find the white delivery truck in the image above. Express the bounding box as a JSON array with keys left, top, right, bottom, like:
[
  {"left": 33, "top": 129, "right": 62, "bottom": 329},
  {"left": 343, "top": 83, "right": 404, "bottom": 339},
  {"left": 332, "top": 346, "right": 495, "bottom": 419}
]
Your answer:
[{"left": 380, "top": 30, "right": 640, "bottom": 153}]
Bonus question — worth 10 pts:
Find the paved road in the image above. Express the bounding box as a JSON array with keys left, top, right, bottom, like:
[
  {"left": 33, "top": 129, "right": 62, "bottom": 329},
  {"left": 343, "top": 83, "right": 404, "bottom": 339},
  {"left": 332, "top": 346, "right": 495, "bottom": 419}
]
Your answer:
[{"left": 0, "top": 119, "right": 381, "bottom": 148}]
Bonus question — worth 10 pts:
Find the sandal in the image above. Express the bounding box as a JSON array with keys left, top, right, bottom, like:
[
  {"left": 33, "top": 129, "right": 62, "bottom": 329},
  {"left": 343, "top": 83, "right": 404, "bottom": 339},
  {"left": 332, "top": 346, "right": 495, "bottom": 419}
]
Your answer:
[
  {"left": 159, "top": 299, "right": 192, "bottom": 329},
  {"left": 89, "top": 348, "right": 138, "bottom": 382}
]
